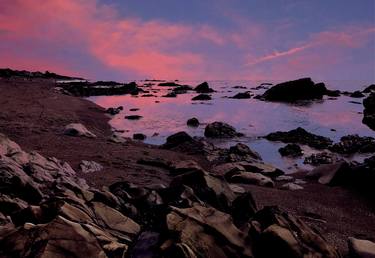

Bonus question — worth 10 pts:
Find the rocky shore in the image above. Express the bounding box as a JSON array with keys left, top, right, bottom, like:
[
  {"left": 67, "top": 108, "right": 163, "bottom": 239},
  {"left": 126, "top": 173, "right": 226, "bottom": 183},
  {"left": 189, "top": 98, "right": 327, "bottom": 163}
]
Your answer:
[{"left": 0, "top": 72, "right": 374, "bottom": 257}]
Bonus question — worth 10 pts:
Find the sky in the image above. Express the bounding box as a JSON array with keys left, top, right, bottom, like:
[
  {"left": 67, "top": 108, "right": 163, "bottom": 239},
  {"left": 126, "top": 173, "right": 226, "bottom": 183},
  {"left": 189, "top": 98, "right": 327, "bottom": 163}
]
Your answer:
[{"left": 0, "top": 0, "right": 374, "bottom": 82}]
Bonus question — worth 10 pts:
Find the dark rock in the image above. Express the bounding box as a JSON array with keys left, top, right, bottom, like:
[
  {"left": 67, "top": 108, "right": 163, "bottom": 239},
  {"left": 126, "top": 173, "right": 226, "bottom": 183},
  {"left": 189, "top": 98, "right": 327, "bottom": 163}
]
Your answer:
[
  {"left": 158, "top": 82, "right": 181, "bottom": 87},
  {"left": 125, "top": 115, "right": 143, "bottom": 120},
  {"left": 230, "top": 92, "right": 252, "bottom": 99},
  {"left": 329, "top": 134, "right": 375, "bottom": 154},
  {"left": 265, "top": 127, "right": 333, "bottom": 149},
  {"left": 186, "top": 117, "right": 200, "bottom": 127},
  {"left": 363, "top": 84, "right": 375, "bottom": 93},
  {"left": 194, "top": 82, "right": 214, "bottom": 93},
  {"left": 261, "top": 78, "right": 329, "bottom": 102},
  {"left": 161, "top": 132, "right": 195, "bottom": 149},
  {"left": 229, "top": 143, "right": 262, "bottom": 160},
  {"left": 350, "top": 91, "right": 365, "bottom": 98},
  {"left": 63, "top": 123, "right": 97, "bottom": 138},
  {"left": 363, "top": 92, "right": 375, "bottom": 130},
  {"left": 105, "top": 106, "right": 123, "bottom": 115},
  {"left": 133, "top": 133, "right": 147, "bottom": 140},
  {"left": 304, "top": 152, "right": 338, "bottom": 166},
  {"left": 63, "top": 81, "right": 141, "bottom": 96},
  {"left": 232, "top": 86, "right": 247, "bottom": 89},
  {"left": 204, "top": 122, "right": 243, "bottom": 138},
  {"left": 325, "top": 89, "right": 341, "bottom": 97},
  {"left": 278, "top": 144, "right": 303, "bottom": 157},
  {"left": 191, "top": 94, "right": 211, "bottom": 101},
  {"left": 162, "top": 92, "right": 177, "bottom": 98},
  {"left": 130, "top": 108, "right": 139, "bottom": 111},
  {"left": 0, "top": 68, "right": 84, "bottom": 80},
  {"left": 173, "top": 85, "right": 193, "bottom": 94}
]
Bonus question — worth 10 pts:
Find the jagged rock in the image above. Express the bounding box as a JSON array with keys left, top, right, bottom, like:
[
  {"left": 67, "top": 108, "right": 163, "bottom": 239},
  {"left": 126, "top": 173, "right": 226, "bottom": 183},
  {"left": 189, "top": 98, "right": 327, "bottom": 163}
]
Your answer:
[
  {"left": 304, "top": 152, "right": 339, "bottom": 166},
  {"left": 250, "top": 206, "right": 340, "bottom": 258},
  {"left": 265, "top": 127, "right": 333, "bottom": 149},
  {"left": 204, "top": 122, "right": 243, "bottom": 138},
  {"left": 260, "top": 78, "right": 329, "bottom": 102},
  {"left": 348, "top": 237, "right": 375, "bottom": 258},
  {"left": 329, "top": 134, "right": 375, "bottom": 154},
  {"left": 231, "top": 92, "right": 252, "bottom": 99},
  {"left": 281, "top": 182, "right": 304, "bottom": 191},
  {"left": 306, "top": 161, "right": 352, "bottom": 185},
  {"left": 228, "top": 172, "right": 275, "bottom": 187},
  {"left": 80, "top": 160, "right": 103, "bottom": 174},
  {"left": 63, "top": 81, "right": 140, "bottom": 96},
  {"left": 163, "top": 204, "right": 253, "bottom": 258},
  {"left": 191, "top": 94, "right": 211, "bottom": 101},
  {"left": 279, "top": 143, "right": 303, "bottom": 157},
  {"left": 194, "top": 82, "right": 214, "bottom": 93},
  {"left": 63, "top": 123, "right": 97, "bottom": 138},
  {"left": 163, "top": 92, "right": 177, "bottom": 98},
  {"left": 186, "top": 117, "right": 200, "bottom": 127}
]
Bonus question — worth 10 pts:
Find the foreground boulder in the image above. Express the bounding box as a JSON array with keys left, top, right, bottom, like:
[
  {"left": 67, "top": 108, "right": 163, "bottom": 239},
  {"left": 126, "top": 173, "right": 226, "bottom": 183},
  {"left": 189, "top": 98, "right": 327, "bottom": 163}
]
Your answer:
[
  {"left": 205, "top": 122, "right": 243, "bottom": 138},
  {"left": 63, "top": 123, "right": 97, "bottom": 138},
  {"left": 265, "top": 127, "right": 333, "bottom": 149},
  {"left": 363, "top": 92, "right": 375, "bottom": 130},
  {"left": 260, "top": 78, "right": 329, "bottom": 102}
]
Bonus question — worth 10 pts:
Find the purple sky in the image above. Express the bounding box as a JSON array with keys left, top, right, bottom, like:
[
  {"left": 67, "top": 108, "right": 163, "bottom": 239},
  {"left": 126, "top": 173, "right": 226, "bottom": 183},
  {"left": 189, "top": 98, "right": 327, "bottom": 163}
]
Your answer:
[{"left": 0, "top": 0, "right": 374, "bottom": 83}]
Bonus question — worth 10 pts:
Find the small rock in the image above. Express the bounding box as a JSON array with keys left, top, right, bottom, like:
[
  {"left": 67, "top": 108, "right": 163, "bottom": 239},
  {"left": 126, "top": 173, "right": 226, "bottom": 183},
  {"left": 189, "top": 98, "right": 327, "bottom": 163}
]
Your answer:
[
  {"left": 187, "top": 117, "right": 200, "bottom": 127},
  {"left": 275, "top": 175, "right": 294, "bottom": 182},
  {"left": 204, "top": 122, "right": 243, "bottom": 138},
  {"left": 192, "top": 94, "right": 211, "bottom": 101},
  {"left": 350, "top": 91, "right": 365, "bottom": 98},
  {"left": 194, "top": 82, "right": 214, "bottom": 93},
  {"left": 228, "top": 172, "right": 275, "bottom": 187},
  {"left": 63, "top": 123, "right": 97, "bottom": 138},
  {"left": 281, "top": 182, "right": 304, "bottom": 190},
  {"left": 80, "top": 160, "right": 103, "bottom": 174},
  {"left": 125, "top": 115, "right": 143, "bottom": 120},
  {"left": 133, "top": 133, "right": 146, "bottom": 140},
  {"left": 279, "top": 144, "right": 303, "bottom": 157},
  {"left": 231, "top": 92, "right": 252, "bottom": 99}
]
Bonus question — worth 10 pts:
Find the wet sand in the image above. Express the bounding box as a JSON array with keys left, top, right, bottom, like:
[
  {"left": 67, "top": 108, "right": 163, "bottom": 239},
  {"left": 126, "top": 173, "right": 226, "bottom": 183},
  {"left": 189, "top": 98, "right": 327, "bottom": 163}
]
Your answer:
[{"left": 0, "top": 77, "right": 374, "bottom": 254}]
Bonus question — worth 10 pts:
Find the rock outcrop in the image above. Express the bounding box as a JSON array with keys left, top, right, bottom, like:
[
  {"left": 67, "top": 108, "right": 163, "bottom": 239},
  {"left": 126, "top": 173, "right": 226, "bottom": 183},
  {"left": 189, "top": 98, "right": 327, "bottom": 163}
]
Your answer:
[
  {"left": 204, "top": 122, "right": 243, "bottom": 138},
  {"left": 260, "top": 78, "right": 330, "bottom": 102},
  {"left": 363, "top": 92, "right": 375, "bottom": 130}
]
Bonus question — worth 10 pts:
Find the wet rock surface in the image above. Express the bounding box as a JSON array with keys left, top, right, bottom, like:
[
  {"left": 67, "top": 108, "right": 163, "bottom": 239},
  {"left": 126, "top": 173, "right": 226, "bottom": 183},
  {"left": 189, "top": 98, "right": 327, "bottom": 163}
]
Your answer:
[
  {"left": 191, "top": 93, "right": 211, "bottom": 101},
  {"left": 186, "top": 117, "right": 200, "bottom": 127},
  {"left": 279, "top": 143, "right": 303, "bottom": 157},
  {"left": 265, "top": 127, "right": 333, "bottom": 149},
  {"left": 194, "top": 81, "right": 214, "bottom": 93},
  {"left": 204, "top": 121, "right": 244, "bottom": 138},
  {"left": 231, "top": 91, "right": 252, "bottom": 99}
]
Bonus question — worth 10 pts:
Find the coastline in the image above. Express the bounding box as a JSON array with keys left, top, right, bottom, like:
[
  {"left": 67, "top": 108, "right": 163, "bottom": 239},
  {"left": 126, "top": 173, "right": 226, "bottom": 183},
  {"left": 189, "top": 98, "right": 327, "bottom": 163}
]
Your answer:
[{"left": 0, "top": 77, "right": 374, "bottom": 255}]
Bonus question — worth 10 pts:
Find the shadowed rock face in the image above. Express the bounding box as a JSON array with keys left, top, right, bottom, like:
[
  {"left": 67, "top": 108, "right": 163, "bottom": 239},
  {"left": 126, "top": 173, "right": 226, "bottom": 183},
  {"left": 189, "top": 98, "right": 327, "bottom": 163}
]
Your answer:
[
  {"left": 204, "top": 122, "right": 244, "bottom": 138},
  {"left": 261, "top": 78, "right": 328, "bottom": 102},
  {"left": 194, "top": 81, "right": 214, "bottom": 93},
  {"left": 363, "top": 92, "right": 375, "bottom": 131}
]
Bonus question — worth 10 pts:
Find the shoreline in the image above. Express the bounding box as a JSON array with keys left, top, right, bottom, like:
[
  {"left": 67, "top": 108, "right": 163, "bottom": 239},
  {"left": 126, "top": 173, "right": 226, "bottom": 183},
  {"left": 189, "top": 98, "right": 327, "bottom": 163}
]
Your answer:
[{"left": 0, "top": 77, "right": 374, "bottom": 255}]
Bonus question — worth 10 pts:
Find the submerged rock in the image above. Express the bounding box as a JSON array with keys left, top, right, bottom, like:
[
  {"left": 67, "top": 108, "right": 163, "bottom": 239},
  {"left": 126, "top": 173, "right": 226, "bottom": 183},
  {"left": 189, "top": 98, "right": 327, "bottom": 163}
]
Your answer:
[
  {"left": 278, "top": 143, "right": 303, "bottom": 157},
  {"left": 158, "top": 82, "right": 182, "bottom": 87},
  {"left": 265, "top": 127, "right": 333, "bottom": 149},
  {"left": 162, "top": 92, "right": 177, "bottom": 98},
  {"left": 194, "top": 81, "right": 214, "bottom": 93},
  {"left": 204, "top": 122, "right": 243, "bottom": 138},
  {"left": 260, "top": 78, "right": 329, "bottom": 102},
  {"left": 231, "top": 92, "right": 252, "bottom": 99},
  {"left": 191, "top": 94, "right": 211, "bottom": 101},
  {"left": 186, "top": 117, "right": 200, "bottom": 127},
  {"left": 63, "top": 123, "right": 97, "bottom": 138}
]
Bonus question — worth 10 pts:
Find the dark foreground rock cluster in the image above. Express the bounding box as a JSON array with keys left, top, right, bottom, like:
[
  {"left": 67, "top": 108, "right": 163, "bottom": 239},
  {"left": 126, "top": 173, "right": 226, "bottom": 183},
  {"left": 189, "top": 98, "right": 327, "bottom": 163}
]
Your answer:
[
  {"left": 363, "top": 92, "right": 375, "bottom": 130},
  {"left": 0, "top": 133, "right": 344, "bottom": 258}
]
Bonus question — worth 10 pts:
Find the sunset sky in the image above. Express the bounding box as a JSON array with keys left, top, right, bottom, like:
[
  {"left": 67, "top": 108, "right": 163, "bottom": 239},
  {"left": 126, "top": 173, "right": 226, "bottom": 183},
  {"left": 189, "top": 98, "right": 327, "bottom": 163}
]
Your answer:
[{"left": 0, "top": 0, "right": 374, "bottom": 81}]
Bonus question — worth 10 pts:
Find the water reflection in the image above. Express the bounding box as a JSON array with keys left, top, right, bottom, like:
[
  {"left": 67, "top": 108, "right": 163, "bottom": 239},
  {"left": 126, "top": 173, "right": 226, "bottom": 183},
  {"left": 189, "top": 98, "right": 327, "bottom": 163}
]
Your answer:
[{"left": 89, "top": 80, "right": 374, "bottom": 172}]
